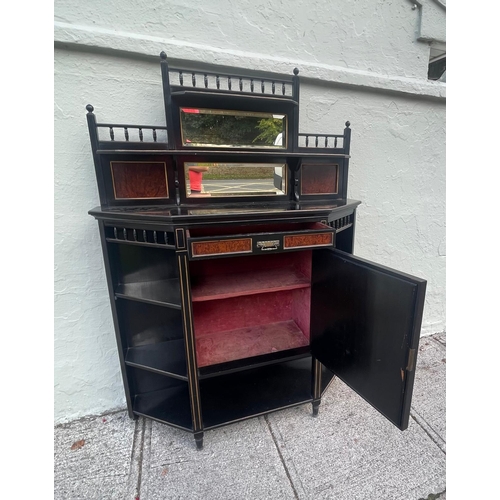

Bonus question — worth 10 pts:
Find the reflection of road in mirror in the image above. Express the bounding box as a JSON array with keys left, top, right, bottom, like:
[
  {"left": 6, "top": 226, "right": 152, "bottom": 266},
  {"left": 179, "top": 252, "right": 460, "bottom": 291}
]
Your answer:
[
  {"left": 185, "top": 162, "right": 286, "bottom": 197},
  {"left": 188, "top": 179, "right": 285, "bottom": 196}
]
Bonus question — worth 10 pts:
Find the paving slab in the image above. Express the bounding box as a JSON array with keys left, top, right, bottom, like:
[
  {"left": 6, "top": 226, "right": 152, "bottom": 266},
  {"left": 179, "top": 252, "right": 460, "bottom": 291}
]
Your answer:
[
  {"left": 432, "top": 332, "right": 446, "bottom": 348},
  {"left": 139, "top": 417, "right": 296, "bottom": 500},
  {"left": 53, "top": 332, "right": 446, "bottom": 499},
  {"left": 411, "top": 334, "right": 446, "bottom": 451},
  {"left": 266, "top": 376, "right": 446, "bottom": 500},
  {"left": 54, "top": 411, "right": 137, "bottom": 500}
]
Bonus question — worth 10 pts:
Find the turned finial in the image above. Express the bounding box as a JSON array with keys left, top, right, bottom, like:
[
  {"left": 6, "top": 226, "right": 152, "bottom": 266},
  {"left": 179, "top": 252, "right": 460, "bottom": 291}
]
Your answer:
[
  {"left": 345, "top": 121, "right": 351, "bottom": 128},
  {"left": 86, "top": 104, "right": 94, "bottom": 113},
  {"left": 160, "top": 51, "right": 167, "bottom": 60},
  {"left": 293, "top": 68, "right": 299, "bottom": 76}
]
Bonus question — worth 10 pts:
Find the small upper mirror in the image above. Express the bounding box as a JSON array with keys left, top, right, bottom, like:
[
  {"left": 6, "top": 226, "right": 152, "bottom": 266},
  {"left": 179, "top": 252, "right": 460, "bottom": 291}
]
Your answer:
[
  {"left": 180, "top": 108, "right": 287, "bottom": 148},
  {"left": 186, "top": 163, "right": 287, "bottom": 197}
]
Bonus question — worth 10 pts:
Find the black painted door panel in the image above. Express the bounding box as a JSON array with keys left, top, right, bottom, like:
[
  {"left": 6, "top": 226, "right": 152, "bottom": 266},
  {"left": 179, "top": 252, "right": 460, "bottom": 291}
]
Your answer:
[{"left": 311, "top": 249, "right": 426, "bottom": 430}]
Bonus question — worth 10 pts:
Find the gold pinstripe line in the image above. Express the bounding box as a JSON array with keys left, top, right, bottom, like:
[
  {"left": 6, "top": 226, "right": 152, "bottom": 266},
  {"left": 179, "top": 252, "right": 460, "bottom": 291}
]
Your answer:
[
  {"left": 314, "top": 359, "right": 318, "bottom": 397},
  {"left": 178, "top": 255, "right": 201, "bottom": 430},
  {"left": 318, "top": 361, "right": 321, "bottom": 396},
  {"left": 314, "top": 359, "right": 321, "bottom": 398},
  {"left": 183, "top": 254, "right": 203, "bottom": 428}
]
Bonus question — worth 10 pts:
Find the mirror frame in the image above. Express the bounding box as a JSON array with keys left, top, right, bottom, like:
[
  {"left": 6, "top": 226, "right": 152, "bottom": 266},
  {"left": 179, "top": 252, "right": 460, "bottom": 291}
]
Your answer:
[
  {"left": 177, "top": 156, "right": 294, "bottom": 205},
  {"left": 184, "top": 161, "right": 288, "bottom": 199},
  {"left": 179, "top": 108, "right": 288, "bottom": 150}
]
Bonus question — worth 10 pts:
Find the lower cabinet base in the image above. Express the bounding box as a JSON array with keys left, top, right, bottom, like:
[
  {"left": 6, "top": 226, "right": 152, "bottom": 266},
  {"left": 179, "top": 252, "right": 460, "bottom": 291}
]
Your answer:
[
  {"left": 134, "top": 397, "right": 320, "bottom": 449},
  {"left": 130, "top": 357, "right": 316, "bottom": 447}
]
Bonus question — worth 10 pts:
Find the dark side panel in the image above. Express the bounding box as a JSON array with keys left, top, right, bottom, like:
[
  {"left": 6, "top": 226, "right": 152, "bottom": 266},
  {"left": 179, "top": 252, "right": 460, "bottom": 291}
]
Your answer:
[{"left": 311, "top": 249, "right": 426, "bottom": 430}]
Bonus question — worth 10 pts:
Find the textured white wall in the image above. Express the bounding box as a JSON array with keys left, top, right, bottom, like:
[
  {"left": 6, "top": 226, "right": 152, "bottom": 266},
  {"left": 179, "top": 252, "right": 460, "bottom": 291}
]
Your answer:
[{"left": 54, "top": 0, "right": 445, "bottom": 423}]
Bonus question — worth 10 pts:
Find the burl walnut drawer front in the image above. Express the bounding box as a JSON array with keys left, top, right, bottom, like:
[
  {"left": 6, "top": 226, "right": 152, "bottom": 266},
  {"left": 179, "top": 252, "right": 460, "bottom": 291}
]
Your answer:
[{"left": 187, "top": 222, "right": 334, "bottom": 259}]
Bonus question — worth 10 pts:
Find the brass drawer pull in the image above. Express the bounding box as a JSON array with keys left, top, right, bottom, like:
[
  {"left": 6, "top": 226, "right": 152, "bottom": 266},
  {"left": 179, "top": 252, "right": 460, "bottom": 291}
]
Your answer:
[{"left": 257, "top": 240, "right": 280, "bottom": 251}]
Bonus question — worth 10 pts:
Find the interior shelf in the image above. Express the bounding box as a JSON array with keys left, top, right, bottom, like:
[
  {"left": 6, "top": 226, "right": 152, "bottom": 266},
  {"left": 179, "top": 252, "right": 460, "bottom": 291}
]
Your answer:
[
  {"left": 200, "top": 357, "right": 313, "bottom": 429},
  {"left": 125, "top": 339, "right": 187, "bottom": 380},
  {"left": 196, "top": 320, "right": 309, "bottom": 368},
  {"left": 115, "top": 279, "right": 181, "bottom": 308},
  {"left": 133, "top": 385, "right": 193, "bottom": 431},
  {"left": 191, "top": 267, "right": 310, "bottom": 302}
]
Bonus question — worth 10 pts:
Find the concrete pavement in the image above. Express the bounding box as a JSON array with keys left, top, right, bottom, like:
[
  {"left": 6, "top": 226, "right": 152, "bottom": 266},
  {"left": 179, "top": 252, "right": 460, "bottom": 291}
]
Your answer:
[{"left": 54, "top": 332, "right": 446, "bottom": 500}]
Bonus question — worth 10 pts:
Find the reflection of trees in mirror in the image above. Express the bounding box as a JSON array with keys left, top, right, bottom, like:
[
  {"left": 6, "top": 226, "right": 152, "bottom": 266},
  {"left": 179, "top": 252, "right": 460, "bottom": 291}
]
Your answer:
[
  {"left": 253, "top": 118, "right": 284, "bottom": 145},
  {"left": 181, "top": 114, "right": 284, "bottom": 146}
]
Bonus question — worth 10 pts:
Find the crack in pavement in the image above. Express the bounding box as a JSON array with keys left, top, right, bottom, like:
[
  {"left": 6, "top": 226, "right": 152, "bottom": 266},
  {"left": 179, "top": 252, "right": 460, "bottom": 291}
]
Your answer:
[
  {"left": 127, "top": 417, "right": 146, "bottom": 500},
  {"left": 410, "top": 409, "right": 446, "bottom": 454},
  {"left": 418, "top": 489, "right": 446, "bottom": 500},
  {"left": 264, "top": 415, "right": 301, "bottom": 500}
]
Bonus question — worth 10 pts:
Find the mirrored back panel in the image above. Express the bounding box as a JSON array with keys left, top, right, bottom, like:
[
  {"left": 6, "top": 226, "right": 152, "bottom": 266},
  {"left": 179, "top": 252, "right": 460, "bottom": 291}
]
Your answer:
[
  {"left": 185, "top": 162, "right": 287, "bottom": 198},
  {"left": 180, "top": 108, "right": 287, "bottom": 149}
]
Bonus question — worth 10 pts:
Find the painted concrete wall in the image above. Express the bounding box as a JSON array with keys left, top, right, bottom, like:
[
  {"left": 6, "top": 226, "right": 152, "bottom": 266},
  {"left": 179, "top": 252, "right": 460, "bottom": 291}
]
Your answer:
[{"left": 54, "top": 0, "right": 445, "bottom": 423}]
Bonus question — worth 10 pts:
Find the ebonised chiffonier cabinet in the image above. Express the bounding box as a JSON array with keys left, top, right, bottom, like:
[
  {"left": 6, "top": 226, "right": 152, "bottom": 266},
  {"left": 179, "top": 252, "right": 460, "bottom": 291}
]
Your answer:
[{"left": 87, "top": 52, "right": 426, "bottom": 449}]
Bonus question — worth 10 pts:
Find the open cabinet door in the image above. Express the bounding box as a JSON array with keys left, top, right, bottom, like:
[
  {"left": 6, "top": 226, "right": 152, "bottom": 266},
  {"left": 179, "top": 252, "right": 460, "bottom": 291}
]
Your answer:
[{"left": 310, "top": 249, "right": 426, "bottom": 430}]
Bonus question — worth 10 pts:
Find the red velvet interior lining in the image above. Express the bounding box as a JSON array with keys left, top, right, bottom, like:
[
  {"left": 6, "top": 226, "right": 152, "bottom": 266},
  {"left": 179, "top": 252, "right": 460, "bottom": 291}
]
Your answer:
[
  {"left": 190, "top": 250, "right": 312, "bottom": 367},
  {"left": 192, "top": 289, "right": 308, "bottom": 336},
  {"left": 196, "top": 320, "right": 309, "bottom": 367},
  {"left": 190, "top": 250, "right": 310, "bottom": 277},
  {"left": 191, "top": 267, "right": 310, "bottom": 302},
  {"left": 190, "top": 251, "right": 312, "bottom": 302},
  {"left": 193, "top": 287, "right": 311, "bottom": 366}
]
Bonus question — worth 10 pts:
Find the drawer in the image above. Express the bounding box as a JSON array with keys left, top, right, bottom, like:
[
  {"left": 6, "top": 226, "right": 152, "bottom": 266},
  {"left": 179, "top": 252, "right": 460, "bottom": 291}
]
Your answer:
[{"left": 187, "top": 222, "right": 334, "bottom": 259}]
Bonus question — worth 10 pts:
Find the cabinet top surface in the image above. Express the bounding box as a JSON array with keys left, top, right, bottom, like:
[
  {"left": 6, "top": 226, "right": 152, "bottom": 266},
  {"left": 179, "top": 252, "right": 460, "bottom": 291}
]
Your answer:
[{"left": 89, "top": 199, "right": 361, "bottom": 224}]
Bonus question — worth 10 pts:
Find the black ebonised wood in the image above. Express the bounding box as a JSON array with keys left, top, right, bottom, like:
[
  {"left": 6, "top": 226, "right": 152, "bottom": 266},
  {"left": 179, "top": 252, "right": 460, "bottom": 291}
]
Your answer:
[{"left": 86, "top": 52, "right": 426, "bottom": 449}]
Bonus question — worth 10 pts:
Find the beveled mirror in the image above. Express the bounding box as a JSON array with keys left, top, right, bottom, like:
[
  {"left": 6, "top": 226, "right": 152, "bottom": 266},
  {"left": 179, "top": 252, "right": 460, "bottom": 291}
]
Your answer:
[
  {"left": 180, "top": 108, "right": 287, "bottom": 148},
  {"left": 185, "top": 163, "right": 287, "bottom": 197}
]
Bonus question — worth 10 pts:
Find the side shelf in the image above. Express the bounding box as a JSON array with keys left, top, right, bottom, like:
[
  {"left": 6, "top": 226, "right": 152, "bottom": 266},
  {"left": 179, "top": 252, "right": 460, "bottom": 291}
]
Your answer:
[
  {"left": 115, "top": 280, "right": 181, "bottom": 308},
  {"left": 125, "top": 339, "right": 187, "bottom": 380},
  {"left": 129, "top": 368, "right": 193, "bottom": 430},
  {"left": 99, "top": 227, "right": 193, "bottom": 429},
  {"left": 108, "top": 241, "right": 182, "bottom": 308}
]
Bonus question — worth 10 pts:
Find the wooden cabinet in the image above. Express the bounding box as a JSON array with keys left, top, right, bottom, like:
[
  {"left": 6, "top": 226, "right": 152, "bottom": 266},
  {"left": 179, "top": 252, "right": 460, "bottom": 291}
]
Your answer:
[{"left": 87, "top": 52, "right": 426, "bottom": 449}]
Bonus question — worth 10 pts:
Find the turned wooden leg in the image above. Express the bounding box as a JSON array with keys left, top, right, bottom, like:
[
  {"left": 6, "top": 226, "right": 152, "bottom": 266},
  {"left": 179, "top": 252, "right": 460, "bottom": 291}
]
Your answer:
[
  {"left": 312, "top": 399, "right": 321, "bottom": 417},
  {"left": 194, "top": 432, "right": 204, "bottom": 450}
]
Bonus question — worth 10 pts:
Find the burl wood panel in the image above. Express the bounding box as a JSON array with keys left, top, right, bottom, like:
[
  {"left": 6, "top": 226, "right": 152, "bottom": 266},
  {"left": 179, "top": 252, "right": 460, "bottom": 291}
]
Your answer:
[
  {"left": 191, "top": 238, "right": 252, "bottom": 257},
  {"left": 301, "top": 164, "right": 338, "bottom": 195},
  {"left": 111, "top": 162, "right": 169, "bottom": 199},
  {"left": 284, "top": 233, "right": 333, "bottom": 249}
]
